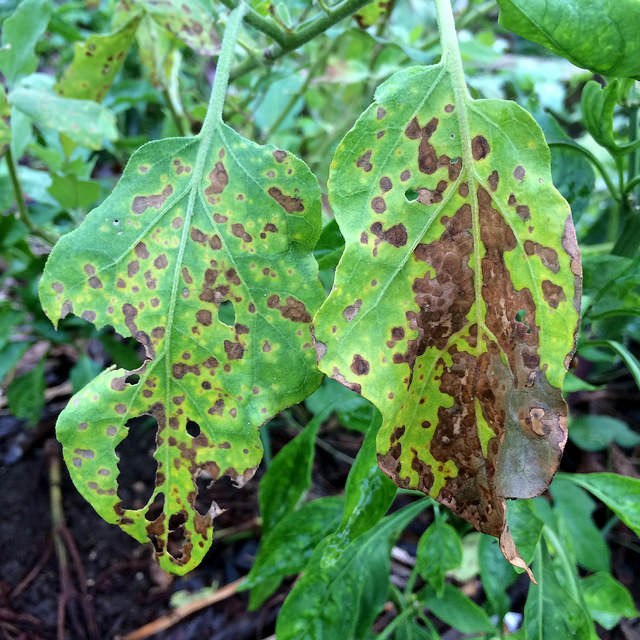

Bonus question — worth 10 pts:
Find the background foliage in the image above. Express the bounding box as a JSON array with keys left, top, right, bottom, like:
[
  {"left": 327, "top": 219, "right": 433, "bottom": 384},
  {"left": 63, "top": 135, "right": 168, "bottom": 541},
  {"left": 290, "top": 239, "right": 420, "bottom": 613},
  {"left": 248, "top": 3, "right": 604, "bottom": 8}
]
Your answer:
[{"left": 1, "top": 0, "right": 639, "bottom": 638}]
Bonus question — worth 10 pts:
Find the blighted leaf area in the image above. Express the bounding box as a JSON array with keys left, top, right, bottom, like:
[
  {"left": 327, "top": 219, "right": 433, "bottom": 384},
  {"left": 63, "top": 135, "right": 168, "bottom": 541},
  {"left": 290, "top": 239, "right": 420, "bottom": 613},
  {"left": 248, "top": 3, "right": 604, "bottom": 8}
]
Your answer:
[
  {"left": 314, "top": 65, "right": 581, "bottom": 569},
  {"left": 40, "top": 128, "right": 324, "bottom": 574}
]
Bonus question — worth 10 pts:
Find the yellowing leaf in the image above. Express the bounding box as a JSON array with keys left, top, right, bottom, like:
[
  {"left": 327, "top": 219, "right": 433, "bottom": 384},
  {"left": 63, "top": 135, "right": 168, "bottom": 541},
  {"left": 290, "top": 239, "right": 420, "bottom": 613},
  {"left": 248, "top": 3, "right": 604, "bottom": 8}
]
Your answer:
[
  {"left": 55, "top": 16, "right": 142, "bottom": 102},
  {"left": 313, "top": 59, "right": 581, "bottom": 570},
  {"left": 40, "top": 5, "right": 323, "bottom": 571}
]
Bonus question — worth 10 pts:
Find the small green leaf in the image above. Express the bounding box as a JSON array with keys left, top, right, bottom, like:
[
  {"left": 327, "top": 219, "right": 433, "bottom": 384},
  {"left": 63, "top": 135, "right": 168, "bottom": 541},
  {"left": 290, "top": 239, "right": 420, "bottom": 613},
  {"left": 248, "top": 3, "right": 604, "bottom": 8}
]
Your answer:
[
  {"left": 48, "top": 174, "right": 101, "bottom": 211},
  {"left": 9, "top": 88, "right": 118, "bottom": 150},
  {"left": 498, "top": 0, "right": 640, "bottom": 79},
  {"left": 569, "top": 415, "right": 640, "bottom": 452},
  {"left": 506, "top": 499, "right": 543, "bottom": 567},
  {"left": 275, "top": 500, "right": 428, "bottom": 640},
  {"left": 416, "top": 518, "right": 462, "bottom": 596},
  {"left": 419, "top": 583, "right": 495, "bottom": 635},
  {"left": 0, "top": 0, "right": 52, "bottom": 86},
  {"left": 55, "top": 15, "right": 142, "bottom": 102},
  {"left": 70, "top": 355, "right": 103, "bottom": 393},
  {"left": 478, "top": 534, "right": 517, "bottom": 616},
  {"left": 259, "top": 413, "right": 323, "bottom": 534},
  {"left": 354, "top": 1, "right": 390, "bottom": 28},
  {"left": 7, "top": 361, "right": 45, "bottom": 425},
  {"left": 581, "top": 572, "right": 639, "bottom": 630},
  {"left": 243, "top": 496, "right": 344, "bottom": 609},
  {"left": 581, "top": 81, "right": 640, "bottom": 157},
  {"left": 561, "top": 472, "right": 640, "bottom": 537},
  {"left": 340, "top": 418, "right": 397, "bottom": 539},
  {"left": 0, "top": 342, "right": 30, "bottom": 382},
  {"left": 524, "top": 540, "right": 595, "bottom": 640},
  {"left": 550, "top": 476, "right": 610, "bottom": 573}
]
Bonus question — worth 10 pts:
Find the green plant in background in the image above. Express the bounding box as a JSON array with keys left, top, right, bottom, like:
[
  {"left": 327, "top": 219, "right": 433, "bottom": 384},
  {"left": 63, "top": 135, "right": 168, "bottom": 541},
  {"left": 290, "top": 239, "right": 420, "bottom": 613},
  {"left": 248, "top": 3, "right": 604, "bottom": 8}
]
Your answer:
[{"left": 2, "top": 0, "right": 640, "bottom": 638}]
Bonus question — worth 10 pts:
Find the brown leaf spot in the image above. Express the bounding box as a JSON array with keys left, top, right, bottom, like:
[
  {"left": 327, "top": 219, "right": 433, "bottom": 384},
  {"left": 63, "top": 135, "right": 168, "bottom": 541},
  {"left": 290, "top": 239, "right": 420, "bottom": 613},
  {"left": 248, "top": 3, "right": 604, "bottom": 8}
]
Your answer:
[
  {"left": 400, "top": 169, "right": 411, "bottom": 182},
  {"left": 371, "top": 222, "right": 408, "bottom": 247},
  {"left": 472, "top": 135, "right": 490, "bottom": 160},
  {"left": 516, "top": 205, "right": 531, "bottom": 221},
  {"left": 268, "top": 187, "right": 304, "bottom": 213},
  {"left": 132, "top": 185, "right": 173, "bottom": 214},
  {"left": 377, "top": 107, "right": 386, "bottom": 120},
  {"left": 380, "top": 176, "right": 392, "bottom": 192},
  {"left": 224, "top": 340, "right": 244, "bottom": 360},
  {"left": 267, "top": 294, "right": 312, "bottom": 322},
  {"left": 88, "top": 276, "right": 103, "bottom": 289},
  {"left": 273, "top": 150, "right": 287, "bottom": 162},
  {"left": 523, "top": 240, "right": 560, "bottom": 273},
  {"left": 371, "top": 196, "right": 386, "bottom": 213},
  {"left": 135, "top": 242, "right": 149, "bottom": 259},
  {"left": 154, "top": 254, "right": 168, "bottom": 269},
  {"left": 356, "top": 149, "right": 373, "bottom": 172},
  {"left": 231, "top": 223, "right": 252, "bottom": 243},
  {"left": 541, "top": 280, "right": 566, "bottom": 308},
  {"left": 205, "top": 162, "right": 228, "bottom": 198},
  {"left": 488, "top": 170, "right": 499, "bottom": 192},
  {"left": 343, "top": 299, "right": 362, "bottom": 321},
  {"left": 513, "top": 166, "right": 526, "bottom": 181},
  {"left": 444, "top": 104, "right": 454, "bottom": 113},
  {"left": 351, "top": 354, "right": 370, "bottom": 376},
  {"left": 196, "top": 310, "right": 212, "bottom": 326}
]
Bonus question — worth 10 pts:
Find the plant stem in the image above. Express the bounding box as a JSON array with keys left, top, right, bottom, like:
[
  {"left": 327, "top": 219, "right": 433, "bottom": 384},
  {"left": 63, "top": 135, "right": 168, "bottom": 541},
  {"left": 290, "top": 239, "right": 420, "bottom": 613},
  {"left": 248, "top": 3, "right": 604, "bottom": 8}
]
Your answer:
[
  {"left": 378, "top": 602, "right": 418, "bottom": 640},
  {"left": 5, "top": 148, "right": 57, "bottom": 245},
  {"left": 228, "top": 0, "right": 372, "bottom": 81},
  {"left": 218, "top": 0, "right": 286, "bottom": 45},
  {"left": 203, "top": 2, "right": 248, "bottom": 130},
  {"left": 548, "top": 140, "right": 620, "bottom": 202}
]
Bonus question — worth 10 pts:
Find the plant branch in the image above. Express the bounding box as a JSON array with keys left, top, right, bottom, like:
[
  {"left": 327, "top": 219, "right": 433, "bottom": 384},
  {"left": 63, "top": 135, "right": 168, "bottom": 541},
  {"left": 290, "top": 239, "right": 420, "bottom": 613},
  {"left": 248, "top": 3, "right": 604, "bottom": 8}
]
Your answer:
[
  {"left": 5, "top": 148, "right": 57, "bottom": 245},
  {"left": 228, "top": 0, "right": 372, "bottom": 81},
  {"left": 218, "top": 0, "right": 287, "bottom": 45}
]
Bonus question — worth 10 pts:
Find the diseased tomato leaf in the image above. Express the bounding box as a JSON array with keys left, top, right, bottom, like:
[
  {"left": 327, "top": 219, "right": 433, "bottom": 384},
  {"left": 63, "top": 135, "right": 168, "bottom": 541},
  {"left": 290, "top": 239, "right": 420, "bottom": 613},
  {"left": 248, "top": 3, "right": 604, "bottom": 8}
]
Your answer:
[
  {"left": 40, "top": 124, "right": 324, "bottom": 573},
  {"left": 55, "top": 15, "right": 142, "bottom": 102},
  {"left": 313, "top": 63, "right": 581, "bottom": 571}
]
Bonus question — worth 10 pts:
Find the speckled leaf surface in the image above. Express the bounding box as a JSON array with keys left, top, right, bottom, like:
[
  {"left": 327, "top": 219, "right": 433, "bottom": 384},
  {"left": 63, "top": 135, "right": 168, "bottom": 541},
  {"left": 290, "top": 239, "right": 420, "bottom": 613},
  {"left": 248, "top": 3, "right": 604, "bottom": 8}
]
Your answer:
[
  {"left": 40, "top": 127, "right": 323, "bottom": 573},
  {"left": 55, "top": 16, "right": 141, "bottom": 102},
  {"left": 313, "top": 64, "right": 581, "bottom": 568}
]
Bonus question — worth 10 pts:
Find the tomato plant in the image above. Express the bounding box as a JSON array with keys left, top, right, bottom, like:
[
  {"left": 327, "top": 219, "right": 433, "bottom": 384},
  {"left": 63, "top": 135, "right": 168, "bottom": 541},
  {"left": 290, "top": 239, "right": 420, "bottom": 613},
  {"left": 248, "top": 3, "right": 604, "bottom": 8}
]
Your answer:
[{"left": 1, "top": 1, "right": 639, "bottom": 638}]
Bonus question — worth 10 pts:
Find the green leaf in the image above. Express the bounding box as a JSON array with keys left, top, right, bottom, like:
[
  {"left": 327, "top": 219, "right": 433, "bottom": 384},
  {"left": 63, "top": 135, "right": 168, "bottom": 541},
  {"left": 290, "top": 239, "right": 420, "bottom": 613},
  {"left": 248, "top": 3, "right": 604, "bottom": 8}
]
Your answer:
[
  {"left": 478, "top": 534, "right": 517, "bottom": 616},
  {"left": 7, "top": 361, "right": 45, "bottom": 425},
  {"left": 0, "top": 0, "right": 52, "bottom": 86},
  {"left": 497, "top": 0, "right": 640, "bottom": 79},
  {"left": 259, "top": 412, "right": 323, "bottom": 534},
  {"left": 0, "top": 342, "right": 30, "bottom": 382},
  {"left": 506, "top": 499, "right": 544, "bottom": 567},
  {"left": 581, "top": 81, "right": 640, "bottom": 157},
  {"left": 39, "top": 7, "right": 324, "bottom": 571},
  {"left": 419, "top": 583, "right": 495, "bottom": 635},
  {"left": 9, "top": 88, "right": 118, "bottom": 150},
  {"left": 549, "top": 476, "right": 609, "bottom": 573},
  {"left": 339, "top": 418, "right": 397, "bottom": 539},
  {"left": 416, "top": 517, "right": 462, "bottom": 596},
  {"left": 275, "top": 500, "right": 427, "bottom": 640},
  {"left": 561, "top": 472, "right": 640, "bottom": 537},
  {"left": 70, "top": 355, "right": 103, "bottom": 393},
  {"left": 48, "top": 174, "right": 101, "bottom": 211},
  {"left": 354, "top": 1, "right": 390, "bottom": 29},
  {"left": 314, "top": 60, "right": 580, "bottom": 571},
  {"left": 55, "top": 15, "right": 142, "bottom": 102},
  {"left": 524, "top": 540, "right": 595, "bottom": 640},
  {"left": 586, "top": 340, "right": 640, "bottom": 391},
  {"left": 569, "top": 415, "right": 640, "bottom": 452},
  {"left": 243, "top": 496, "right": 344, "bottom": 609},
  {"left": 581, "top": 572, "right": 638, "bottom": 630}
]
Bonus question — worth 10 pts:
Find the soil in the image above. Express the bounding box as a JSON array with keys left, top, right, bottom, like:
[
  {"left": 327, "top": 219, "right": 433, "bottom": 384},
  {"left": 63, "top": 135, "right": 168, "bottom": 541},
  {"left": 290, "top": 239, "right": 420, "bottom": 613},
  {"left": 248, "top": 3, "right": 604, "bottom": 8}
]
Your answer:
[{"left": 1, "top": 378, "right": 639, "bottom": 639}]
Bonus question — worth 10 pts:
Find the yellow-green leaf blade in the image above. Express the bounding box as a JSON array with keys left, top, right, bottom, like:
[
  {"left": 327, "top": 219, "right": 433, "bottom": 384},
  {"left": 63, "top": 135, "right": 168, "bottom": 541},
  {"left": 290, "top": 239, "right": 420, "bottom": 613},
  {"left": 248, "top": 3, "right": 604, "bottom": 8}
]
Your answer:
[
  {"left": 40, "top": 127, "right": 323, "bottom": 574},
  {"left": 314, "top": 64, "right": 581, "bottom": 566}
]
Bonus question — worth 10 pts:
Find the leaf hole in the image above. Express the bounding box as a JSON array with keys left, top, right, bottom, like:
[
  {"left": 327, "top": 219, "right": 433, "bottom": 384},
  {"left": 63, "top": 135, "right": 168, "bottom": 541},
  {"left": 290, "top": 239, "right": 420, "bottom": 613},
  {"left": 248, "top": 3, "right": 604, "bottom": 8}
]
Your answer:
[
  {"left": 404, "top": 188, "right": 419, "bottom": 202},
  {"left": 116, "top": 415, "right": 158, "bottom": 510},
  {"left": 218, "top": 300, "right": 235, "bottom": 326},
  {"left": 113, "top": 219, "right": 120, "bottom": 226},
  {"left": 169, "top": 511, "right": 187, "bottom": 530},
  {"left": 515, "top": 310, "right": 526, "bottom": 322},
  {"left": 145, "top": 492, "right": 165, "bottom": 521},
  {"left": 194, "top": 472, "right": 217, "bottom": 516},
  {"left": 125, "top": 374, "right": 140, "bottom": 385},
  {"left": 186, "top": 419, "right": 200, "bottom": 438}
]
